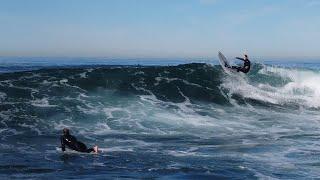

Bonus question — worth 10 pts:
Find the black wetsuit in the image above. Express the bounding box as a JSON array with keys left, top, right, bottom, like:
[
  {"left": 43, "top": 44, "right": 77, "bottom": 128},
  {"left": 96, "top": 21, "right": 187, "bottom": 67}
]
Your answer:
[
  {"left": 232, "top": 57, "right": 251, "bottom": 73},
  {"left": 60, "top": 134, "right": 94, "bottom": 153}
]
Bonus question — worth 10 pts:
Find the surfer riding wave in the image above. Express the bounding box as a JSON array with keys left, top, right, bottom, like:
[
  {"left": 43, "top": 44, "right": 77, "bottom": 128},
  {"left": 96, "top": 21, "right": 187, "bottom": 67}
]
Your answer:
[{"left": 226, "top": 54, "right": 251, "bottom": 73}]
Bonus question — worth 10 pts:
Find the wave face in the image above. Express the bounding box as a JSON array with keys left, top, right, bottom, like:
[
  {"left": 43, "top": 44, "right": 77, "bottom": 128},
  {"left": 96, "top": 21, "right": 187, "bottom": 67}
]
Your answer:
[
  {"left": 1, "top": 63, "right": 320, "bottom": 179},
  {"left": 2, "top": 63, "right": 320, "bottom": 108}
]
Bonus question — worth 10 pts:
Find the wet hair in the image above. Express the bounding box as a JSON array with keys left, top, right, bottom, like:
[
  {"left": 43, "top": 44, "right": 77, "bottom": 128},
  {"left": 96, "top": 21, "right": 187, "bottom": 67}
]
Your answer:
[
  {"left": 244, "top": 54, "right": 248, "bottom": 58},
  {"left": 63, "top": 128, "right": 70, "bottom": 136}
]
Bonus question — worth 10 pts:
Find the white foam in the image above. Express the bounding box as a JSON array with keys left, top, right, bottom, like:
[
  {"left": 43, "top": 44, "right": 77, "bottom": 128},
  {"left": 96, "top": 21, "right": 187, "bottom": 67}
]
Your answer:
[
  {"left": 103, "top": 107, "right": 130, "bottom": 119},
  {"left": 18, "top": 123, "right": 42, "bottom": 135},
  {"left": 154, "top": 77, "right": 203, "bottom": 88},
  {"left": 77, "top": 105, "right": 100, "bottom": 115},
  {"left": 221, "top": 65, "right": 320, "bottom": 108},
  {"left": 78, "top": 68, "right": 93, "bottom": 78},
  {"left": 0, "top": 128, "right": 24, "bottom": 140},
  {"left": 93, "top": 122, "right": 111, "bottom": 134},
  {"left": 52, "top": 118, "right": 76, "bottom": 131},
  {"left": 31, "top": 98, "right": 57, "bottom": 107},
  {"left": 166, "top": 147, "right": 210, "bottom": 157},
  {"left": 99, "top": 147, "right": 134, "bottom": 152},
  {"left": 0, "top": 91, "right": 6, "bottom": 101},
  {"left": 59, "top": 79, "right": 68, "bottom": 83},
  {"left": 79, "top": 72, "right": 87, "bottom": 78}
]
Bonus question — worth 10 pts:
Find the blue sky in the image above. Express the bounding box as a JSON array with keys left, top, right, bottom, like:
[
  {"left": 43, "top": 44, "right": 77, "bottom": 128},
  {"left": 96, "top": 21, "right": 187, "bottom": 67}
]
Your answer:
[{"left": 0, "top": 0, "right": 319, "bottom": 58}]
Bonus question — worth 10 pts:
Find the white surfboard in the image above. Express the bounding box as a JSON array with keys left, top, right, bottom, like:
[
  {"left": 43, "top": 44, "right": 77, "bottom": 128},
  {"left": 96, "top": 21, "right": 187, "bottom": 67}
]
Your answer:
[
  {"left": 218, "top": 51, "right": 235, "bottom": 74},
  {"left": 56, "top": 147, "right": 99, "bottom": 154}
]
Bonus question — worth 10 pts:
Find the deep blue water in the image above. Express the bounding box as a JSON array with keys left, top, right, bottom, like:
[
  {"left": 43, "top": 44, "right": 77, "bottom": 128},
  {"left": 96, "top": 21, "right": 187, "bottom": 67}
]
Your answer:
[{"left": 1, "top": 57, "right": 320, "bottom": 179}]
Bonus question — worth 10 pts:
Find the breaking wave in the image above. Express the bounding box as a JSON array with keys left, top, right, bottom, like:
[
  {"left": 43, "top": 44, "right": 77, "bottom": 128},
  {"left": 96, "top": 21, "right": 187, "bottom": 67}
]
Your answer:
[{"left": 1, "top": 62, "right": 320, "bottom": 178}]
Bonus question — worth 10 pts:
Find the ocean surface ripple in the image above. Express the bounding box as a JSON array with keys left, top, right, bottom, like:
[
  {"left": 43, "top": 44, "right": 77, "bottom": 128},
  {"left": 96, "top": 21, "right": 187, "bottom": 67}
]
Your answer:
[{"left": 1, "top": 62, "right": 320, "bottom": 179}]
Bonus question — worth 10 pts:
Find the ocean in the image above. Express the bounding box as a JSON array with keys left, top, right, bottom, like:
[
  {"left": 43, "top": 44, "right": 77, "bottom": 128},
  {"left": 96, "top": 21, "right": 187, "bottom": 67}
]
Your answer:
[{"left": 0, "top": 57, "right": 320, "bottom": 179}]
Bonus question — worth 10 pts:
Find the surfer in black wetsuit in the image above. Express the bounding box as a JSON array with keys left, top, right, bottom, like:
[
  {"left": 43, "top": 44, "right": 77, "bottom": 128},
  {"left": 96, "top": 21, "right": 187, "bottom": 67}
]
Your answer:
[
  {"left": 60, "top": 128, "right": 98, "bottom": 153},
  {"left": 231, "top": 54, "right": 251, "bottom": 73}
]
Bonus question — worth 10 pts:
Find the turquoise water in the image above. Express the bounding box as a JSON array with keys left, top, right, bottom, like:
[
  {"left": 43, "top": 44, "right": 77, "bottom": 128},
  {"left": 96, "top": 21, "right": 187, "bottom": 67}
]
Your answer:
[{"left": 0, "top": 58, "right": 320, "bottom": 179}]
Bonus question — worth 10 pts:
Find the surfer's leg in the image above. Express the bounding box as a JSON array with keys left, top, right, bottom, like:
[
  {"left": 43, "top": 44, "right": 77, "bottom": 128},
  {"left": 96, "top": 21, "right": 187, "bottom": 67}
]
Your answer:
[
  {"left": 86, "top": 146, "right": 98, "bottom": 153},
  {"left": 231, "top": 66, "right": 237, "bottom": 69},
  {"left": 231, "top": 66, "right": 240, "bottom": 71},
  {"left": 93, "top": 146, "right": 98, "bottom": 153},
  {"left": 86, "top": 148, "right": 94, "bottom": 153},
  {"left": 240, "top": 68, "right": 249, "bottom": 73},
  {"left": 76, "top": 141, "right": 89, "bottom": 152}
]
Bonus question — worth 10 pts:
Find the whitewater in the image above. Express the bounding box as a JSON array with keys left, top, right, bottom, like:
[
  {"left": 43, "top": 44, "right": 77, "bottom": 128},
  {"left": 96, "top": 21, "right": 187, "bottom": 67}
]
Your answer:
[{"left": 0, "top": 59, "right": 320, "bottom": 179}]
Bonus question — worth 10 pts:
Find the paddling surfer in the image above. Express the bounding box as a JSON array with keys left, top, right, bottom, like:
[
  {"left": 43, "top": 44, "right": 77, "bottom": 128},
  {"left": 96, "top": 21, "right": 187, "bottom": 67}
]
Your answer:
[{"left": 60, "top": 128, "right": 98, "bottom": 153}]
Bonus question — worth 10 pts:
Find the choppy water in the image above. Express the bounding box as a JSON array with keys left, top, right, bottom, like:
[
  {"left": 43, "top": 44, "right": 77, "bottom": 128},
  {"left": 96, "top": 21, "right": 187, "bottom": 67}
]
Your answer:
[{"left": 0, "top": 58, "right": 320, "bottom": 179}]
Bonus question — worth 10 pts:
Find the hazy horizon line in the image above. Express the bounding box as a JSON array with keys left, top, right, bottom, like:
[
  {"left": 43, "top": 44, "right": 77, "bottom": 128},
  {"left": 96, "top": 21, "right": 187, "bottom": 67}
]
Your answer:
[{"left": 0, "top": 55, "right": 320, "bottom": 61}]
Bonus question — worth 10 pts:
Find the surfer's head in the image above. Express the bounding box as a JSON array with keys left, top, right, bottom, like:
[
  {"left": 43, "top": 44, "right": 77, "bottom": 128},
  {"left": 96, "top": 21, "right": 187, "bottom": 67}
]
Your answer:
[
  {"left": 63, "top": 128, "right": 70, "bottom": 136},
  {"left": 244, "top": 54, "right": 248, "bottom": 58}
]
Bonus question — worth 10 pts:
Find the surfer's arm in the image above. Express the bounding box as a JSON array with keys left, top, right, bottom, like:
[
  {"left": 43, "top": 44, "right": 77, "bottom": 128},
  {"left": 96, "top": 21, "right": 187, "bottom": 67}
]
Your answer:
[
  {"left": 60, "top": 136, "right": 66, "bottom": 151},
  {"left": 236, "top": 57, "right": 245, "bottom": 61}
]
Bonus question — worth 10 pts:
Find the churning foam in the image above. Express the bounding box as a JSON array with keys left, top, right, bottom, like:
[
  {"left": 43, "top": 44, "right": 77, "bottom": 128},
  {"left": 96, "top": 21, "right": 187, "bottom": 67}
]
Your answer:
[{"left": 221, "top": 65, "right": 320, "bottom": 108}]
